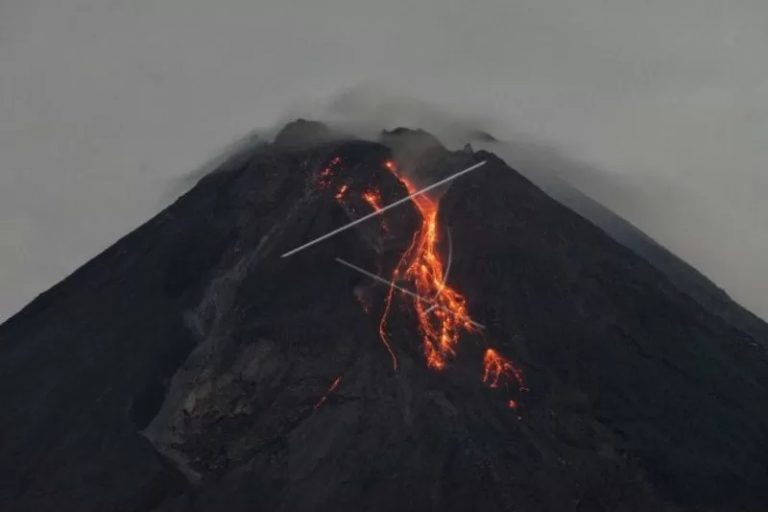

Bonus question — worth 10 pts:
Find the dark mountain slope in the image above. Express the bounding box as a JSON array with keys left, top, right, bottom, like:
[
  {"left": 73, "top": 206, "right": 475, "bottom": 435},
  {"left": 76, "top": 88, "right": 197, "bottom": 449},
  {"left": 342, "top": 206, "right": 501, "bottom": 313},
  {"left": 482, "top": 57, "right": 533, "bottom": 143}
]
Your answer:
[
  {"left": 0, "top": 121, "right": 766, "bottom": 512},
  {"left": 476, "top": 139, "right": 768, "bottom": 344}
]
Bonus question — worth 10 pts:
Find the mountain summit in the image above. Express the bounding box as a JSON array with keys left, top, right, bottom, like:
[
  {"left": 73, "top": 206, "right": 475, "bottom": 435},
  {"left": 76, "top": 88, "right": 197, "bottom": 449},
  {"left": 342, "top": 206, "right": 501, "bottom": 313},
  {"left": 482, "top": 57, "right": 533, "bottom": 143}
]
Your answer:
[{"left": 1, "top": 121, "right": 767, "bottom": 512}]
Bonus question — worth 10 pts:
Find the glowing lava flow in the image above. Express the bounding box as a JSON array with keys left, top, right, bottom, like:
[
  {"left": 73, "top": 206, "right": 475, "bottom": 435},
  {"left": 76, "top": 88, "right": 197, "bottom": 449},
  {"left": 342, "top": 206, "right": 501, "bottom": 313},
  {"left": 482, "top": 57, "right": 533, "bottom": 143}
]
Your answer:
[
  {"left": 329, "top": 157, "right": 526, "bottom": 408},
  {"left": 313, "top": 376, "right": 342, "bottom": 411},
  {"left": 377, "top": 164, "right": 477, "bottom": 361},
  {"left": 379, "top": 161, "right": 526, "bottom": 408},
  {"left": 482, "top": 348, "right": 525, "bottom": 391},
  {"left": 397, "top": 180, "right": 472, "bottom": 369},
  {"left": 362, "top": 190, "right": 384, "bottom": 212}
]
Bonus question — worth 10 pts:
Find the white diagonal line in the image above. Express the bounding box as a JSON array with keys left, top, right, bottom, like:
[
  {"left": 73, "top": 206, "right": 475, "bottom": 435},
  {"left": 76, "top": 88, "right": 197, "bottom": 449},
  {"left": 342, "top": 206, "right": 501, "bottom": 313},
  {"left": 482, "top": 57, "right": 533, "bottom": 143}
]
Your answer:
[
  {"left": 281, "top": 161, "right": 487, "bottom": 258},
  {"left": 335, "top": 257, "right": 485, "bottom": 329}
]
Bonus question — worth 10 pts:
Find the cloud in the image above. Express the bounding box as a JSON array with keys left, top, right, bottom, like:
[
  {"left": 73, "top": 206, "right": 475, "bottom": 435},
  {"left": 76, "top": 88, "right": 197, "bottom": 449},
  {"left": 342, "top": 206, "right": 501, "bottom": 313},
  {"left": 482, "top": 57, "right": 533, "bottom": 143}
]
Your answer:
[{"left": 1, "top": 0, "right": 766, "bottom": 321}]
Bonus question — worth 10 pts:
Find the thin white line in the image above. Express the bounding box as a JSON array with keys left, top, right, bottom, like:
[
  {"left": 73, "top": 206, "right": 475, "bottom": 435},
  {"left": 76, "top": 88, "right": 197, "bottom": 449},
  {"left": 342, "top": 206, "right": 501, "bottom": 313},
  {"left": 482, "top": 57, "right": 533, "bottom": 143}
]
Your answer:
[
  {"left": 335, "top": 257, "right": 485, "bottom": 329},
  {"left": 281, "top": 161, "right": 487, "bottom": 258}
]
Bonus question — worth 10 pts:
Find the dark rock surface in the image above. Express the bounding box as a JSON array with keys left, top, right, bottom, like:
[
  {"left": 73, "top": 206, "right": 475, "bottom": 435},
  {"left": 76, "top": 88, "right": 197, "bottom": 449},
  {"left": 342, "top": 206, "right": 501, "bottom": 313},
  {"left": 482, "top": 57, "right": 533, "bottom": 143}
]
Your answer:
[
  {"left": 1, "top": 121, "right": 767, "bottom": 511},
  {"left": 506, "top": 154, "right": 768, "bottom": 346}
]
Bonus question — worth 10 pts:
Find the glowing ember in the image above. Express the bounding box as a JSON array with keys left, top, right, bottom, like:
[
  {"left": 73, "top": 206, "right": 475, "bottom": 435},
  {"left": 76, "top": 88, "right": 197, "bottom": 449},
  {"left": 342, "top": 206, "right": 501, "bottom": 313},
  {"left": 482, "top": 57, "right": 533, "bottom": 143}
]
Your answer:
[
  {"left": 335, "top": 184, "right": 349, "bottom": 201},
  {"left": 482, "top": 348, "right": 525, "bottom": 390},
  {"left": 377, "top": 234, "right": 417, "bottom": 371},
  {"left": 362, "top": 188, "right": 389, "bottom": 232},
  {"left": 313, "top": 376, "right": 342, "bottom": 410},
  {"left": 362, "top": 189, "right": 384, "bottom": 212},
  {"left": 318, "top": 156, "right": 343, "bottom": 189}
]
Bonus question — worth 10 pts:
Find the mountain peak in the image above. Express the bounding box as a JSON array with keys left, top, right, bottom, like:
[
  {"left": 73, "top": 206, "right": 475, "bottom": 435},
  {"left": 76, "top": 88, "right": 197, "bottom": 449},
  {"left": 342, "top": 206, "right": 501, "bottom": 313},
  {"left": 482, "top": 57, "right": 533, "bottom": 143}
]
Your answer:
[
  {"left": 272, "top": 118, "right": 336, "bottom": 149},
  {"left": 1, "top": 122, "right": 767, "bottom": 512}
]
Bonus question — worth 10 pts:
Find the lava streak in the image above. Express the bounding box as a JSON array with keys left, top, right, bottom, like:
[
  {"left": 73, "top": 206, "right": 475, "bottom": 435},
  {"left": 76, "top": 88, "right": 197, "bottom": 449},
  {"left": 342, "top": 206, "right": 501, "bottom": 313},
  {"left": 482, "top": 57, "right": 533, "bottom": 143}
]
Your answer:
[
  {"left": 319, "top": 156, "right": 343, "bottom": 189},
  {"left": 313, "top": 376, "right": 342, "bottom": 411},
  {"left": 335, "top": 184, "right": 349, "bottom": 201},
  {"left": 482, "top": 348, "right": 525, "bottom": 390},
  {"left": 362, "top": 188, "right": 389, "bottom": 233},
  {"left": 362, "top": 190, "right": 384, "bottom": 212},
  {"left": 381, "top": 161, "right": 477, "bottom": 370}
]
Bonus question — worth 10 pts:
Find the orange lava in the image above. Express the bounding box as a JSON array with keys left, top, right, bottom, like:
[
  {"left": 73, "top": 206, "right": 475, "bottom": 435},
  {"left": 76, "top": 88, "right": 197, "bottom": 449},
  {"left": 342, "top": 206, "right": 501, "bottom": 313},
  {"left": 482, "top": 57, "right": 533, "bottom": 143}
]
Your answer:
[
  {"left": 362, "top": 189, "right": 384, "bottom": 212},
  {"left": 380, "top": 161, "right": 477, "bottom": 370},
  {"left": 313, "top": 376, "right": 342, "bottom": 410},
  {"left": 333, "top": 158, "right": 527, "bottom": 409},
  {"left": 362, "top": 188, "right": 389, "bottom": 233},
  {"left": 319, "top": 156, "right": 343, "bottom": 189},
  {"left": 482, "top": 348, "right": 525, "bottom": 391}
]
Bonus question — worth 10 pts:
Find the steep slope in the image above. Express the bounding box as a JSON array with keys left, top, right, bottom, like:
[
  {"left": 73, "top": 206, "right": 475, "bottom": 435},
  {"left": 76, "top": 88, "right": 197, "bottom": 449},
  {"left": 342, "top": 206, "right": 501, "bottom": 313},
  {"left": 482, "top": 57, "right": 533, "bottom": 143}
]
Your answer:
[
  {"left": 504, "top": 155, "right": 768, "bottom": 345},
  {"left": 0, "top": 121, "right": 766, "bottom": 512}
]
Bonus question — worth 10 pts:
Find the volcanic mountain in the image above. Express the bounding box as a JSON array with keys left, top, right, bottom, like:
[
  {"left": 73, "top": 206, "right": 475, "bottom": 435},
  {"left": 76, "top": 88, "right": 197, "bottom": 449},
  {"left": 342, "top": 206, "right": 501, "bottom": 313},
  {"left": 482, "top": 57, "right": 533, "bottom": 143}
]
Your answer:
[{"left": 1, "top": 121, "right": 767, "bottom": 512}]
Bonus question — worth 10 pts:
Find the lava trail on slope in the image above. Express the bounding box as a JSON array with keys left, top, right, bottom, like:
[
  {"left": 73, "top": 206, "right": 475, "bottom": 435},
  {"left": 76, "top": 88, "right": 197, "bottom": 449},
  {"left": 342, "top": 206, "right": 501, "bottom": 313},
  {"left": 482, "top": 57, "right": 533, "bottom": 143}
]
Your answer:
[{"left": 333, "top": 157, "right": 527, "bottom": 407}]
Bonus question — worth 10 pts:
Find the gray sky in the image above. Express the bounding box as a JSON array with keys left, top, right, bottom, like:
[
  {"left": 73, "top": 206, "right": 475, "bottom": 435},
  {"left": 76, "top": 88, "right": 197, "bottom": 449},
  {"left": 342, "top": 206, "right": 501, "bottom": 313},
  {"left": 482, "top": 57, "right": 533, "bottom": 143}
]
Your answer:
[{"left": 1, "top": 0, "right": 766, "bottom": 322}]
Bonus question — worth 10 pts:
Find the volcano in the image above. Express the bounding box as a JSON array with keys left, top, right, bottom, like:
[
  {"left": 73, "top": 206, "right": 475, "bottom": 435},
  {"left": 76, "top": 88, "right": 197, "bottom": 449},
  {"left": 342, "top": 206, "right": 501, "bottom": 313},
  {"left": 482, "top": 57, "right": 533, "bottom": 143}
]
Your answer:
[{"left": 1, "top": 120, "right": 767, "bottom": 512}]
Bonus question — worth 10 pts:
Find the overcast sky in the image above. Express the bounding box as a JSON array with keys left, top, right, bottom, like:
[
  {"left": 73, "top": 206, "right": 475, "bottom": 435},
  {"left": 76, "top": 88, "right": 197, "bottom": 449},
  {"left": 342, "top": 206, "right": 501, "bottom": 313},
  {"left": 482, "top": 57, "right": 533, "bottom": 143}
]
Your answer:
[{"left": 1, "top": 0, "right": 766, "bottom": 322}]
